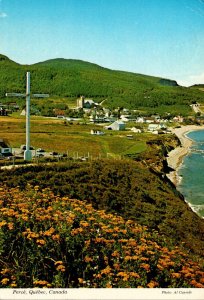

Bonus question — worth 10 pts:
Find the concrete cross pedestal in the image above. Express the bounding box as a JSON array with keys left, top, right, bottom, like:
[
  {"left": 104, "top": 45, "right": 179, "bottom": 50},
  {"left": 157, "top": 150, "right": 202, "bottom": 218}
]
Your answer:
[{"left": 6, "top": 72, "right": 49, "bottom": 161}]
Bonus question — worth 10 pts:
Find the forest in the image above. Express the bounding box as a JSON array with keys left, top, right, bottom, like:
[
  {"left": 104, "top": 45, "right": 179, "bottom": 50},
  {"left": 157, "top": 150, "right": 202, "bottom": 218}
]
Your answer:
[{"left": 1, "top": 54, "right": 204, "bottom": 115}]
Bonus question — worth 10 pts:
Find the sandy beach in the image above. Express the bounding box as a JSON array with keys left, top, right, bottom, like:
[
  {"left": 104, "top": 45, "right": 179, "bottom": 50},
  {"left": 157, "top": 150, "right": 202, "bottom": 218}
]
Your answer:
[{"left": 167, "top": 125, "right": 204, "bottom": 185}]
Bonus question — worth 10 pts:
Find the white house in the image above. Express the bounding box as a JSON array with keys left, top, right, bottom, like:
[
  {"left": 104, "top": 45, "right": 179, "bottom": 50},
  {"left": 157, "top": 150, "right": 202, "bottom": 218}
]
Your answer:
[
  {"left": 136, "top": 117, "right": 145, "bottom": 123},
  {"left": 131, "top": 127, "right": 142, "bottom": 133},
  {"left": 105, "top": 120, "right": 126, "bottom": 131},
  {"left": 148, "top": 123, "right": 167, "bottom": 132},
  {"left": 120, "top": 115, "right": 136, "bottom": 122},
  {"left": 173, "top": 116, "right": 184, "bottom": 123},
  {"left": 90, "top": 129, "right": 104, "bottom": 135}
]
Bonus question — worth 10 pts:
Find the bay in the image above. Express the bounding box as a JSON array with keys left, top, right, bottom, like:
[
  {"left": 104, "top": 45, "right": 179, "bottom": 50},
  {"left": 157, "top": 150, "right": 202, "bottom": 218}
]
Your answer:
[{"left": 178, "top": 130, "right": 204, "bottom": 218}]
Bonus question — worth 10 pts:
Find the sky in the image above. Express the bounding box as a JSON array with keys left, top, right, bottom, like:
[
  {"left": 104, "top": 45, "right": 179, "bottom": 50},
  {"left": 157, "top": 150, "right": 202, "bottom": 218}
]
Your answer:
[{"left": 0, "top": 0, "right": 204, "bottom": 86}]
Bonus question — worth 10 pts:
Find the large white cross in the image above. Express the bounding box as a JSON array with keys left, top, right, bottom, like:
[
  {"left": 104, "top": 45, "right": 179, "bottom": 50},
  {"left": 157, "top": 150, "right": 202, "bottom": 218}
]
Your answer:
[{"left": 6, "top": 72, "right": 49, "bottom": 161}]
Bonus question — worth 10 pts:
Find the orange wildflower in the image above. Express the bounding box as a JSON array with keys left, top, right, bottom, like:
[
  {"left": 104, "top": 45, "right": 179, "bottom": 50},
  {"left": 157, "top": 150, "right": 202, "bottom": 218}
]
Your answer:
[
  {"left": 132, "top": 255, "right": 139, "bottom": 260},
  {"left": 124, "top": 255, "right": 132, "bottom": 261},
  {"left": 123, "top": 276, "right": 129, "bottom": 282},
  {"left": 184, "top": 273, "right": 193, "bottom": 278},
  {"left": 147, "top": 250, "right": 155, "bottom": 255},
  {"left": 10, "top": 283, "right": 17, "bottom": 287},
  {"left": 106, "top": 282, "right": 112, "bottom": 288},
  {"left": 33, "top": 280, "right": 49, "bottom": 286},
  {"left": 87, "top": 216, "right": 95, "bottom": 221},
  {"left": 21, "top": 214, "right": 29, "bottom": 221},
  {"left": 128, "top": 240, "right": 137, "bottom": 247},
  {"left": 190, "top": 280, "right": 204, "bottom": 288},
  {"left": 70, "top": 228, "right": 83, "bottom": 236},
  {"left": 147, "top": 281, "right": 159, "bottom": 288},
  {"left": 141, "top": 257, "right": 149, "bottom": 262},
  {"left": 1, "top": 268, "right": 10, "bottom": 275},
  {"left": 54, "top": 261, "right": 64, "bottom": 265},
  {"left": 199, "top": 278, "right": 204, "bottom": 284},
  {"left": 84, "top": 256, "right": 93, "bottom": 263},
  {"left": 80, "top": 221, "right": 89, "bottom": 227},
  {"left": 1, "top": 278, "right": 10, "bottom": 285},
  {"left": 29, "top": 232, "right": 40, "bottom": 239},
  {"left": 129, "top": 272, "right": 140, "bottom": 278},
  {"left": 0, "top": 220, "right": 7, "bottom": 227},
  {"left": 78, "top": 278, "right": 84, "bottom": 284},
  {"left": 140, "top": 263, "right": 150, "bottom": 272},
  {"left": 111, "top": 251, "right": 120, "bottom": 257},
  {"left": 157, "top": 264, "right": 164, "bottom": 271},
  {"left": 56, "top": 265, "right": 66, "bottom": 272},
  {"left": 52, "top": 234, "right": 60, "bottom": 241},
  {"left": 36, "top": 239, "right": 46, "bottom": 245},
  {"left": 118, "top": 239, "right": 128, "bottom": 243},
  {"left": 44, "top": 227, "right": 55, "bottom": 236},
  {"left": 7, "top": 222, "right": 14, "bottom": 230},
  {"left": 117, "top": 271, "right": 126, "bottom": 276},
  {"left": 171, "top": 273, "right": 181, "bottom": 279},
  {"left": 101, "top": 266, "right": 112, "bottom": 275}
]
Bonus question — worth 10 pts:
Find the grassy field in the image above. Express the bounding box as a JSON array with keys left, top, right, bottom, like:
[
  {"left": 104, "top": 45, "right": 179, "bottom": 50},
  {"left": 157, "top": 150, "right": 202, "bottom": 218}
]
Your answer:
[{"left": 0, "top": 116, "right": 149, "bottom": 158}]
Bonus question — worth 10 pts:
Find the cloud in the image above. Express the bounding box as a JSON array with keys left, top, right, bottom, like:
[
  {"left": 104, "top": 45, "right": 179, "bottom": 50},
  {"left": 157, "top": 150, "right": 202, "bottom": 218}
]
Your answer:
[
  {"left": 189, "top": 72, "right": 204, "bottom": 84},
  {"left": 0, "top": 12, "right": 7, "bottom": 18},
  {"left": 178, "top": 72, "right": 204, "bottom": 87}
]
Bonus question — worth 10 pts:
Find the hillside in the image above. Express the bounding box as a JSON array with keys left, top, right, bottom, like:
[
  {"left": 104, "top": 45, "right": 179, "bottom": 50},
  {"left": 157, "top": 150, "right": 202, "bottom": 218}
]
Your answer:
[
  {"left": 0, "top": 186, "right": 204, "bottom": 288},
  {"left": 1, "top": 54, "right": 204, "bottom": 114},
  {"left": 190, "top": 84, "right": 204, "bottom": 92},
  {"left": 0, "top": 185, "right": 203, "bottom": 288},
  {"left": 1, "top": 156, "right": 204, "bottom": 259}
]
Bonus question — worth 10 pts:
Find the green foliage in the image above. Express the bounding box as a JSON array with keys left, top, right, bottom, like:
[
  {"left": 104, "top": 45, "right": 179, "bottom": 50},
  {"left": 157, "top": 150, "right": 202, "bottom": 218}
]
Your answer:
[
  {"left": 0, "top": 158, "right": 203, "bottom": 259},
  {"left": 1, "top": 54, "right": 204, "bottom": 115},
  {"left": 0, "top": 186, "right": 203, "bottom": 288}
]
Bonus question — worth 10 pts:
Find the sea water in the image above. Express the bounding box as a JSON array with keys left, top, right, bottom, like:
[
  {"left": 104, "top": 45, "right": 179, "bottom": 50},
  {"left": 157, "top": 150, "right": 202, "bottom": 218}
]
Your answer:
[{"left": 178, "top": 130, "right": 204, "bottom": 218}]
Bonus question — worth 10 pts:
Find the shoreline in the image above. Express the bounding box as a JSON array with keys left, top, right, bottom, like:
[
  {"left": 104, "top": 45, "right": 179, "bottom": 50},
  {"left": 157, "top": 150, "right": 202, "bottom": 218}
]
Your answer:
[{"left": 166, "top": 125, "right": 204, "bottom": 186}]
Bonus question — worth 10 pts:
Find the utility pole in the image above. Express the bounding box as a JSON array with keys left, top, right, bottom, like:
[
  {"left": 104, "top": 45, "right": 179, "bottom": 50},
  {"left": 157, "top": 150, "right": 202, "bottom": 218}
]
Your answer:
[{"left": 6, "top": 72, "right": 49, "bottom": 161}]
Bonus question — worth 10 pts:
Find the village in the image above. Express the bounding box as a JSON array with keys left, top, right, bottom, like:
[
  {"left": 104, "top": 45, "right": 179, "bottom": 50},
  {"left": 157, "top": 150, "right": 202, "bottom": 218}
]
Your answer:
[{"left": 0, "top": 95, "right": 202, "bottom": 161}]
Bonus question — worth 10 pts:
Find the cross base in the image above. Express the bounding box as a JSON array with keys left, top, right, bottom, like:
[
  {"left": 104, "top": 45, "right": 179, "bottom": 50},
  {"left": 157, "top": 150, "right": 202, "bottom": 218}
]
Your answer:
[{"left": 24, "top": 150, "right": 32, "bottom": 161}]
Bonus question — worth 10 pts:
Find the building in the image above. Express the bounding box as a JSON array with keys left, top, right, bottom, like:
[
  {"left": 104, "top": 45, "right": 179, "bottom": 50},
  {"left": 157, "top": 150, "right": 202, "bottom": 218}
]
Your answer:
[
  {"left": 120, "top": 115, "right": 136, "bottom": 122},
  {"left": 131, "top": 127, "right": 142, "bottom": 133},
  {"left": 77, "top": 96, "right": 85, "bottom": 108},
  {"left": 148, "top": 123, "right": 167, "bottom": 133},
  {"left": 173, "top": 116, "right": 184, "bottom": 123},
  {"left": 105, "top": 120, "right": 126, "bottom": 131},
  {"left": 77, "top": 96, "right": 97, "bottom": 109},
  {"left": 90, "top": 129, "right": 104, "bottom": 135},
  {"left": 136, "top": 117, "right": 145, "bottom": 123}
]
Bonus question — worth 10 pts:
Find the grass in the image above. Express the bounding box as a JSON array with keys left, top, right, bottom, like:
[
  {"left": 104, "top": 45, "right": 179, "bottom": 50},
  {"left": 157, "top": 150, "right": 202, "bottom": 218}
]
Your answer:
[{"left": 0, "top": 116, "right": 148, "bottom": 158}]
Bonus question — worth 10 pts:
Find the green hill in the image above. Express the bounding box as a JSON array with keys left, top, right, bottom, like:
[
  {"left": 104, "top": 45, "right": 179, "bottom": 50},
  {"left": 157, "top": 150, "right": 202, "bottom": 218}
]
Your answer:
[{"left": 1, "top": 54, "right": 204, "bottom": 115}]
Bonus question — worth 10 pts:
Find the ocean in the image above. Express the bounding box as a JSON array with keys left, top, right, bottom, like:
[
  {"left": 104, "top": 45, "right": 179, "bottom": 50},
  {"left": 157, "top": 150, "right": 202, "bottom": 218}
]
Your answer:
[{"left": 178, "top": 130, "right": 204, "bottom": 218}]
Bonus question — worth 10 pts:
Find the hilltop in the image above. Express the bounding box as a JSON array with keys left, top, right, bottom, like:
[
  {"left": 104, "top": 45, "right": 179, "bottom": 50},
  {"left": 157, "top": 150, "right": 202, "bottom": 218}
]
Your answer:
[{"left": 1, "top": 54, "right": 204, "bottom": 115}]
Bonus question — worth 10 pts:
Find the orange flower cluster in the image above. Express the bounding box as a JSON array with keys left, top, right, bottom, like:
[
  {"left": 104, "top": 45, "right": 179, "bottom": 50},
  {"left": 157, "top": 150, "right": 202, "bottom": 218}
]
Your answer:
[{"left": 0, "top": 185, "right": 203, "bottom": 288}]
